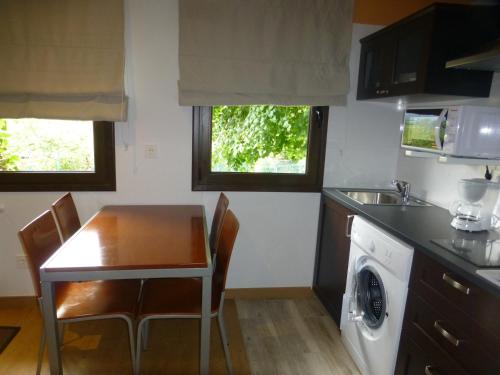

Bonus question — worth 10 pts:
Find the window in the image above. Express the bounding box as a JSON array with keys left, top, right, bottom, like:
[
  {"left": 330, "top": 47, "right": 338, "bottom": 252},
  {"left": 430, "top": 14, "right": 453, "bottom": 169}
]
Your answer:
[
  {"left": 192, "top": 106, "right": 328, "bottom": 192},
  {"left": 0, "top": 119, "right": 115, "bottom": 191}
]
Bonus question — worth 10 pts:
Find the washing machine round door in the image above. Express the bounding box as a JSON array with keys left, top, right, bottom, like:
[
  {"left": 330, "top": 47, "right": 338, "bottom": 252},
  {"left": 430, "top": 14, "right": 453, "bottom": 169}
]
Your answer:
[{"left": 356, "top": 265, "right": 387, "bottom": 329}]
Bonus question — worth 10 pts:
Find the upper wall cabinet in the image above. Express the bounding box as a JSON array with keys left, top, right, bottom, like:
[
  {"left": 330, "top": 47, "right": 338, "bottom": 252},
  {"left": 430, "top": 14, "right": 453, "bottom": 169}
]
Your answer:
[{"left": 356, "top": 4, "right": 500, "bottom": 101}]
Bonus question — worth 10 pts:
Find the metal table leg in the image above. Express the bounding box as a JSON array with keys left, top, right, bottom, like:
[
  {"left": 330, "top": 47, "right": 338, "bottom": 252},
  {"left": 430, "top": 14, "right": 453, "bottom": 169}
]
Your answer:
[
  {"left": 41, "top": 280, "right": 62, "bottom": 374},
  {"left": 200, "top": 275, "right": 212, "bottom": 375}
]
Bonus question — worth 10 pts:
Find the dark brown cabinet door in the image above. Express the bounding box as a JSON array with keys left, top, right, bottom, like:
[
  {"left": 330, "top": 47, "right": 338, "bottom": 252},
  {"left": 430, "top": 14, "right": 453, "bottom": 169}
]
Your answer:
[
  {"left": 357, "top": 34, "right": 395, "bottom": 100},
  {"left": 356, "top": 4, "right": 497, "bottom": 100},
  {"left": 389, "top": 15, "right": 432, "bottom": 96},
  {"left": 313, "top": 195, "right": 353, "bottom": 327}
]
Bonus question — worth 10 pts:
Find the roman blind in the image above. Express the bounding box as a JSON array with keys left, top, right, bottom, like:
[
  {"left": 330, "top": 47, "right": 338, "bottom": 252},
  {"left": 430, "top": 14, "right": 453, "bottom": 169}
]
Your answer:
[
  {"left": 0, "top": 0, "right": 127, "bottom": 121},
  {"left": 178, "top": 0, "right": 353, "bottom": 106}
]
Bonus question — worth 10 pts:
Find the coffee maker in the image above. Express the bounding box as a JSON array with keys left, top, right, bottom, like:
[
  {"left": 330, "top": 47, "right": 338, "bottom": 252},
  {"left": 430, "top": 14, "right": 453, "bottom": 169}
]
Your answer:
[{"left": 449, "top": 178, "right": 500, "bottom": 232}]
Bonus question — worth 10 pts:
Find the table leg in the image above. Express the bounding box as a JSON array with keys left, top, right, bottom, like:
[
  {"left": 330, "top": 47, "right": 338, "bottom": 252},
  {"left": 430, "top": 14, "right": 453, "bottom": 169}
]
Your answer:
[
  {"left": 200, "top": 275, "right": 212, "bottom": 375},
  {"left": 41, "top": 280, "right": 62, "bottom": 375}
]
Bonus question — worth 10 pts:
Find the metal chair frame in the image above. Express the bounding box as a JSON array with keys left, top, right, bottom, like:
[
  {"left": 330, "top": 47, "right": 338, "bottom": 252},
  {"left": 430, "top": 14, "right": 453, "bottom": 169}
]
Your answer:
[
  {"left": 135, "top": 291, "right": 232, "bottom": 375},
  {"left": 19, "top": 211, "right": 138, "bottom": 374},
  {"left": 36, "top": 298, "right": 137, "bottom": 375},
  {"left": 134, "top": 209, "right": 239, "bottom": 375}
]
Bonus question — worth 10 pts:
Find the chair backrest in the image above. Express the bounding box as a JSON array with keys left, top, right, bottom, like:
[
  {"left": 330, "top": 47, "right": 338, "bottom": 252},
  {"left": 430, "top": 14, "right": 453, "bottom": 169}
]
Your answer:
[
  {"left": 209, "top": 192, "right": 229, "bottom": 256},
  {"left": 51, "top": 193, "right": 81, "bottom": 242},
  {"left": 18, "top": 211, "right": 62, "bottom": 298},
  {"left": 213, "top": 209, "right": 239, "bottom": 296}
]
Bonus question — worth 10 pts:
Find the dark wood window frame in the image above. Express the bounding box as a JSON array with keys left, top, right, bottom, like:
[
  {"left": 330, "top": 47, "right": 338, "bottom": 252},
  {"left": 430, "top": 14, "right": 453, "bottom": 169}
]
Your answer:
[
  {"left": 192, "top": 106, "right": 329, "bottom": 192},
  {"left": 0, "top": 121, "right": 116, "bottom": 192}
]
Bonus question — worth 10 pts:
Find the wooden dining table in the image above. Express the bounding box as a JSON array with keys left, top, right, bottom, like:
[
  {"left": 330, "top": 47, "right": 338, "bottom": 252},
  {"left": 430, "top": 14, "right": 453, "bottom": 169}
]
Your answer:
[{"left": 40, "top": 205, "right": 213, "bottom": 375}]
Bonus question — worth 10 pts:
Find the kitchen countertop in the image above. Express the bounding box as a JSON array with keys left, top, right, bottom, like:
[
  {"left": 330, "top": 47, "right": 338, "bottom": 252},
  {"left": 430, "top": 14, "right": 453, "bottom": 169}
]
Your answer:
[{"left": 323, "top": 187, "right": 500, "bottom": 298}]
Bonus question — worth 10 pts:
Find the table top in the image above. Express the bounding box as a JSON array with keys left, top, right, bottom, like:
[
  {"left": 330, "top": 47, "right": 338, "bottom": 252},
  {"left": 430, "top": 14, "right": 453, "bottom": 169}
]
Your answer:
[{"left": 42, "top": 205, "right": 209, "bottom": 272}]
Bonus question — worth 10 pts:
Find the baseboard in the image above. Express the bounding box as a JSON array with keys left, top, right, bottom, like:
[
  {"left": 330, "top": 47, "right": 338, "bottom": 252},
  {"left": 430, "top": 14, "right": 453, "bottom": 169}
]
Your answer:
[
  {"left": 0, "top": 296, "right": 37, "bottom": 307},
  {"left": 0, "top": 289, "right": 315, "bottom": 303},
  {"left": 225, "top": 287, "right": 313, "bottom": 300}
]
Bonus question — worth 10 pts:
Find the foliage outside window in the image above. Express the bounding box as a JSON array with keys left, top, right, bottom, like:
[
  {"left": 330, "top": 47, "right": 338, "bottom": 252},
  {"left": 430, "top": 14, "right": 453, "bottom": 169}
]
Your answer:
[
  {"left": 0, "top": 119, "right": 94, "bottom": 172},
  {"left": 211, "top": 106, "right": 310, "bottom": 174},
  {"left": 0, "top": 119, "right": 115, "bottom": 191},
  {"left": 0, "top": 119, "right": 18, "bottom": 171},
  {"left": 193, "top": 105, "right": 329, "bottom": 192}
]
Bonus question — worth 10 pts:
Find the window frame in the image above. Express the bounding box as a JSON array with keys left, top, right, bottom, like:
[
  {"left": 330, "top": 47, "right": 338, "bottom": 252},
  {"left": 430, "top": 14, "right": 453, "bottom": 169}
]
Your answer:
[
  {"left": 192, "top": 106, "right": 329, "bottom": 192},
  {"left": 0, "top": 121, "right": 116, "bottom": 192}
]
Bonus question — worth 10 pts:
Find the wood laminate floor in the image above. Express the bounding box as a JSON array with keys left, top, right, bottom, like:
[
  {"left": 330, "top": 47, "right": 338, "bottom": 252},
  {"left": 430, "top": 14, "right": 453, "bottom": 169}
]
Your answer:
[
  {"left": 237, "top": 296, "right": 360, "bottom": 375},
  {"left": 0, "top": 295, "right": 359, "bottom": 375},
  {"left": 0, "top": 297, "right": 250, "bottom": 375}
]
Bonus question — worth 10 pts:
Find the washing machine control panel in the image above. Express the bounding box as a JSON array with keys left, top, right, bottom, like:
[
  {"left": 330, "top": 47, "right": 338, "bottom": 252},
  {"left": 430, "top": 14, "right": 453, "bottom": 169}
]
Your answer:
[{"left": 351, "top": 216, "right": 414, "bottom": 282}]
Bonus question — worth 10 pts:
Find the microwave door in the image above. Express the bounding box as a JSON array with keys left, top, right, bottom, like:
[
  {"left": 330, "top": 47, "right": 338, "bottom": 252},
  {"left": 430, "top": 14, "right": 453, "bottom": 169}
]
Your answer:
[
  {"left": 402, "top": 109, "right": 446, "bottom": 153},
  {"left": 433, "top": 109, "right": 448, "bottom": 151}
]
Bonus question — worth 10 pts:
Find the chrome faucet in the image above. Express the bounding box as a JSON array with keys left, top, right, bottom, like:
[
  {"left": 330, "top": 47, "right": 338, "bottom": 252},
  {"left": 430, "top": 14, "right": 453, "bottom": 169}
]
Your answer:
[{"left": 392, "top": 179, "right": 410, "bottom": 204}]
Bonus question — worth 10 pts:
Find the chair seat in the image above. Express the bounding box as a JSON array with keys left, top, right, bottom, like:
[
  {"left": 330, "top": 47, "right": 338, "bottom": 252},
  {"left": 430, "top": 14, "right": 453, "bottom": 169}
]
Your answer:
[
  {"left": 55, "top": 279, "right": 141, "bottom": 320},
  {"left": 138, "top": 278, "right": 223, "bottom": 318}
]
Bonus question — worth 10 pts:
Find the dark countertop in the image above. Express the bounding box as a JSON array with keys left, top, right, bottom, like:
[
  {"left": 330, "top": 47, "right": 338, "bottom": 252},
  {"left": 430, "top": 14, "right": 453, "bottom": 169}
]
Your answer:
[{"left": 323, "top": 187, "right": 500, "bottom": 298}]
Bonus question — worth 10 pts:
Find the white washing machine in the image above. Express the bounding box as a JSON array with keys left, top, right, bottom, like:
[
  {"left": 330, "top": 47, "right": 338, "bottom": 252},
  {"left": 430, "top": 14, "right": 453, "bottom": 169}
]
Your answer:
[{"left": 340, "top": 216, "right": 414, "bottom": 375}]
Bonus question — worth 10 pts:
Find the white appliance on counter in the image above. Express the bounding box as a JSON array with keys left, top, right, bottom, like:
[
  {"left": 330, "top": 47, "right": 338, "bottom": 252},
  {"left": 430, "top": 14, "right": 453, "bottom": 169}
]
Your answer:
[
  {"left": 341, "top": 216, "right": 414, "bottom": 375},
  {"left": 402, "top": 105, "right": 500, "bottom": 159},
  {"left": 449, "top": 178, "right": 500, "bottom": 231}
]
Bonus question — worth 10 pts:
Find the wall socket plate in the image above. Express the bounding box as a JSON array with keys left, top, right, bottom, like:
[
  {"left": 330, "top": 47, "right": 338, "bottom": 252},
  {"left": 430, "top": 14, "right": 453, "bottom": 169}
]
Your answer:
[{"left": 144, "top": 144, "right": 158, "bottom": 159}]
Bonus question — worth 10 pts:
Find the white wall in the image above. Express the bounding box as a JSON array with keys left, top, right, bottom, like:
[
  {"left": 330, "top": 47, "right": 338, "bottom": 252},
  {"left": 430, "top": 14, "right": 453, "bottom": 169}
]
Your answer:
[
  {"left": 0, "top": 2, "right": 402, "bottom": 296},
  {"left": 323, "top": 24, "right": 402, "bottom": 189}
]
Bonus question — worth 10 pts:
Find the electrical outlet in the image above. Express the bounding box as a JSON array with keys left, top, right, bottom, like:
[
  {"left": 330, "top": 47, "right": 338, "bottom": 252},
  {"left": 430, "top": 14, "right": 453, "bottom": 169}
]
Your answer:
[
  {"left": 144, "top": 144, "right": 158, "bottom": 159},
  {"left": 16, "top": 254, "right": 27, "bottom": 268}
]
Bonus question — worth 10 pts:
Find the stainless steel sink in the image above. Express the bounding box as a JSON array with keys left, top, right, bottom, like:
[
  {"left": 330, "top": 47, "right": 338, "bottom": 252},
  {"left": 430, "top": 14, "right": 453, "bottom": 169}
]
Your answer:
[{"left": 339, "top": 190, "right": 431, "bottom": 207}]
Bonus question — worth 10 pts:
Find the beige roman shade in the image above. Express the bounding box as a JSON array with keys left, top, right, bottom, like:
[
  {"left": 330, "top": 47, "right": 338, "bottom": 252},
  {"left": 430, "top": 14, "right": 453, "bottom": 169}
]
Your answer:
[
  {"left": 179, "top": 0, "right": 353, "bottom": 106},
  {"left": 0, "top": 0, "right": 127, "bottom": 121}
]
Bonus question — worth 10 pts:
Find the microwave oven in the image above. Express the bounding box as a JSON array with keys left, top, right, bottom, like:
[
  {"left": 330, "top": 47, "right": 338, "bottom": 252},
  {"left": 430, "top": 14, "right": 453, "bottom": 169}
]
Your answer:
[{"left": 401, "top": 105, "right": 500, "bottom": 159}]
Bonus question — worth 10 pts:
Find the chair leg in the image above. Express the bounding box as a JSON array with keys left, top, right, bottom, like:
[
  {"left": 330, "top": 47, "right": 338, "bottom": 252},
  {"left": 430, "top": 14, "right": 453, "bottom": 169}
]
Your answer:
[
  {"left": 58, "top": 321, "right": 65, "bottom": 343},
  {"left": 123, "top": 317, "right": 136, "bottom": 375},
  {"left": 135, "top": 319, "right": 148, "bottom": 375},
  {"left": 217, "top": 313, "right": 234, "bottom": 375},
  {"left": 142, "top": 320, "right": 150, "bottom": 351},
  {"left": 36, "top": 326, "right": 46, "bottom": 375}
]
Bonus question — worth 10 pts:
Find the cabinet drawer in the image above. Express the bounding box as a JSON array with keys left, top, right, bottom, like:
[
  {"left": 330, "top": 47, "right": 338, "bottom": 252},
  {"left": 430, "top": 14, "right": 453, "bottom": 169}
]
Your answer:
[
  {"left": 411, "top": 250, "right": 500, "bottom": 337},
  {"left": 405, "top": 291, "right": 499, "bottom": 374},
  {"left": 395, "top": 328, "right": 467, "bottom": 375}
]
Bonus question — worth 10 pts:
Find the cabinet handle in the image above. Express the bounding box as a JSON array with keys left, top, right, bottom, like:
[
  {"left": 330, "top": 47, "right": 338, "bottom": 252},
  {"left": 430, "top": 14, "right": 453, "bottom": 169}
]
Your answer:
[
  {"left": 442, "top": 273, "right": 470, "bottom": 295},
  {"left": 345, "top": 215, "right": 355, "bottom": 238},
  {"left": 433, "top": 320, "right": 462, "bottom": 347},
  {"left": 425, "top": 365, "right": 439, "bottom": 375}
]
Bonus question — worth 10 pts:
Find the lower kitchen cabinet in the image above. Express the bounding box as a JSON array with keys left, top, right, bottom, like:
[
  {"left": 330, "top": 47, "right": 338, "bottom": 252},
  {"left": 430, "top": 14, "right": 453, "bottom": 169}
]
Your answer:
[
  {"left": 395, "top": 250, "right": 500, "bottom": 375},
  {"left": 395, "top": 331, "right": 468, "bottom": 375},
  {"left": 313, "top": 195, "right": 354, "bottom": 327}
]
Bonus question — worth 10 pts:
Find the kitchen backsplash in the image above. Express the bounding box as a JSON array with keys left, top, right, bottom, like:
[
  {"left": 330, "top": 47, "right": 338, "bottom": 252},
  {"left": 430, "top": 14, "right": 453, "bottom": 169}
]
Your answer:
[{"left": 396, "top": 151, "right": 499, "bottom": 209}]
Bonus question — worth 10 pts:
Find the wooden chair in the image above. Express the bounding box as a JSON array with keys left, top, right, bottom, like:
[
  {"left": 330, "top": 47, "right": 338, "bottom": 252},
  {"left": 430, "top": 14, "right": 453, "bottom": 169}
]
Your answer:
[
  {"left": 18, "top": 211, "right": 141, "bottom": 374},
  {"left": 209, "top": 192, "right": 229, "bottom": 258},
  {"left": 51, "top": 193, "right": 81, "bottom": 242},
  {"left": 135, "top": 209, "right": 240, "bottom": 375}
]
